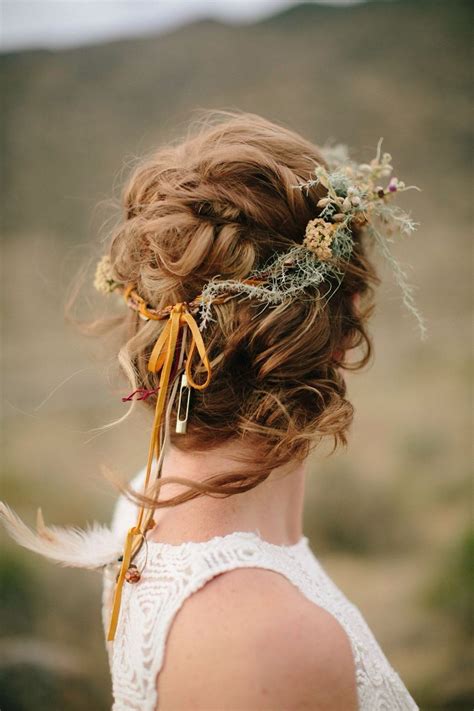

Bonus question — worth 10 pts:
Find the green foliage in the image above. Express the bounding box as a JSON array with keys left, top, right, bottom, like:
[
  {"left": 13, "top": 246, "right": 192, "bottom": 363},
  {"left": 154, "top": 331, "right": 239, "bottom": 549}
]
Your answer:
[
  {"left": 0, "top": 665, "right": 107, "bottom": 711},
  {"left": 426, "top": 527, "right": 474, "bottom": 635},
  {"left": 0, "top": 549, "right": 38, "bottom": 635},
  {"left": 400, "top": 429, "right": 446, "bottom": 466},
  {"left": 305, "top": 464, "right": 415, "bottom": 555}
]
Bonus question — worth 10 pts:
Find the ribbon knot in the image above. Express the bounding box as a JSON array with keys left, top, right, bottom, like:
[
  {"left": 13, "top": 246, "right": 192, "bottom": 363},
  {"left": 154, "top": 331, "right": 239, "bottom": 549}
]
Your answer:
[{"left": 107, "top": 303, "right": 211, "bottom": 641}]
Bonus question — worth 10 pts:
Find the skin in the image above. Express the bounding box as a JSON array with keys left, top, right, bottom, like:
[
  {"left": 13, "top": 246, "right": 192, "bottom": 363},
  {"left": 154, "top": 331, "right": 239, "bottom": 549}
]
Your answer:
[{"left": 147, "top": 441, "right": 308, "bottom": 547}]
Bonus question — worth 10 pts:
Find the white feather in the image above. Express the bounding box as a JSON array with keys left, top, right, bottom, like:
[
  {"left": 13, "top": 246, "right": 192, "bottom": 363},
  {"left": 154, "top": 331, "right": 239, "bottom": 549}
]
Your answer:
[{"left": 0, "top": 501, "right": 122, "bottom": 570}]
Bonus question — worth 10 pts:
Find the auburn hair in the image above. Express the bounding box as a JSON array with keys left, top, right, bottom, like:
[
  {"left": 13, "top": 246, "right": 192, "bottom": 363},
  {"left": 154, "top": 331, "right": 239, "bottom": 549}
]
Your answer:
[{"left": 71, "top": 109, "right": 379, "bottom": 511}]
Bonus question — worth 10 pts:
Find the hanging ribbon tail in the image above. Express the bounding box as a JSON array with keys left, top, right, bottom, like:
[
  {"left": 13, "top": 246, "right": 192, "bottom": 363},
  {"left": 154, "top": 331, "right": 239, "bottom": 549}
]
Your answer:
[
  {"left": 107, "top": 304, "right": 195, "bottom": 642},
  {"left": 106, "top": 525, "right": 141, "bottom": 641}
]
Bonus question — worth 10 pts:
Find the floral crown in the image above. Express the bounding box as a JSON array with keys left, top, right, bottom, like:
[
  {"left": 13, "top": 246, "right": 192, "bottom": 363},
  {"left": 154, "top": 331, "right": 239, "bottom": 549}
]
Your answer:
[
  {"left": 95, "top": 137, "right": 425, "bottom": 337},
  {"left": 92, "top": 139, "right": 425, "bottom": 641}
]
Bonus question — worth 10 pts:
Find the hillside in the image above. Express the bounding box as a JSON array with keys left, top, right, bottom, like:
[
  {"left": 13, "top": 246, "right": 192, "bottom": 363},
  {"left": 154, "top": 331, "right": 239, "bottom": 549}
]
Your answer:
[{"left": 1, "top": 0, "right": 471, "bottom": 239}]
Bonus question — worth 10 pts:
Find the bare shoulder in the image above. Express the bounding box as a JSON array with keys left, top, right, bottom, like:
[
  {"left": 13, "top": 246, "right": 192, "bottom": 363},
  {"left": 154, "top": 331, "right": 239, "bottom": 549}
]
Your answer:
[{"left": 157, "top": 567, "right": 358, "bottom": 711}]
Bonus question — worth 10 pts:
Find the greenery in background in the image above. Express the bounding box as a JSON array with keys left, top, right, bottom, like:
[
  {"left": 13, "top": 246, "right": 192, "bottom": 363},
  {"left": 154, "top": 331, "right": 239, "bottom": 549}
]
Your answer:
[
  {"left": 0, "top": 546, "right": 111, "bottom": 710},
  {"left": 0, "top": 552, "right": 36, "bottom": 634},
  {"left": 427, "top": 527, "right": 474, "bottom": 635},
  {"left": 0, "top": 666, "right": 107, "bottom": 711},
  {"left": 304, "top": 462, "right": 415, "bottom": 555},
  {"left": 415, "top": 527, "right": 474, "bottom": 710}
]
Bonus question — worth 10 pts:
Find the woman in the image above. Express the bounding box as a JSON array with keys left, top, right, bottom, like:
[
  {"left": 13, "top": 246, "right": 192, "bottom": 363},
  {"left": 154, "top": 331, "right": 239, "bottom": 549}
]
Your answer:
[{"left": 2, "top": 110, "right": 423, "bottom": 710}]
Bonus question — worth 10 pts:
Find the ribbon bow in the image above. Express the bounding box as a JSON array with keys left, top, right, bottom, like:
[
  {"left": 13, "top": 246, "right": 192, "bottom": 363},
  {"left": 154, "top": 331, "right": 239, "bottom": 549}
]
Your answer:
[{"left": 107, "top": 303, "right": 211, "bottom": 641}]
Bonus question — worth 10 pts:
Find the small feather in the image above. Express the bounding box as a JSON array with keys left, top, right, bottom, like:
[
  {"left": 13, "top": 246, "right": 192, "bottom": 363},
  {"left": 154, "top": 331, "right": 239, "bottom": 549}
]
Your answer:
[{"left": 0, "top": 501, "right": 122, "bottom": 570}]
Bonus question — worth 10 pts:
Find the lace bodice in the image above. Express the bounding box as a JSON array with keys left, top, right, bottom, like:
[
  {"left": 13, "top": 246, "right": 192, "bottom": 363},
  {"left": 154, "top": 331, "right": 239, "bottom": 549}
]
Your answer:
[{"left": 102, "top": 469, "right": 418, "bottom": 711}]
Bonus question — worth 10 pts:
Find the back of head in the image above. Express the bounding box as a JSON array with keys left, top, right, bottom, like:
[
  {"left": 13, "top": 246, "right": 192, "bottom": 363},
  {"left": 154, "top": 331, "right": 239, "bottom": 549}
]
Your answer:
[{"left": 97, "top": 109, "right": 379, "bottom": 505}]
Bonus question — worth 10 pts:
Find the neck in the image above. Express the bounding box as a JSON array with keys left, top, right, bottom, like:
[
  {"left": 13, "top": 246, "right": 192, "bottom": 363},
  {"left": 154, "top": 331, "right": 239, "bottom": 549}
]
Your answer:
[{"left": 147, "top": 439, "right": 308, "bottom": 547}]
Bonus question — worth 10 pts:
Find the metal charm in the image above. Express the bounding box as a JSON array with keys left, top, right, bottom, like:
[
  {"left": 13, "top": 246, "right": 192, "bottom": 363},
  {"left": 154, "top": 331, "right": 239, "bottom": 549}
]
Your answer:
[
  {"left": 115, "top": 531, "right": 149, "bottom": 584},
  {"left": 176, "top": 371, "right": 191, "bottom": 434}
]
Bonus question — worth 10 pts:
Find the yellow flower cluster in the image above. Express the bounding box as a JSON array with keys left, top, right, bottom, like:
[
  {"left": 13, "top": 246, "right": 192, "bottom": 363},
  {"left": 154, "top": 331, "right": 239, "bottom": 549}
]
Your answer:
[
  {"left": 93, "top": 254, "right": 119, "bottom": 294},
  {"left": 303, "top": 218, "right": 338, "bottom": 261}
]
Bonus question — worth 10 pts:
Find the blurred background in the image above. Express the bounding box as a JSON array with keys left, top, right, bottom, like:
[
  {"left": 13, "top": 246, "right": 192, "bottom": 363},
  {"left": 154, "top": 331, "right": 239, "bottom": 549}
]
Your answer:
[{"left": 1, "top": 0, "right": 472, "bottom": 709}]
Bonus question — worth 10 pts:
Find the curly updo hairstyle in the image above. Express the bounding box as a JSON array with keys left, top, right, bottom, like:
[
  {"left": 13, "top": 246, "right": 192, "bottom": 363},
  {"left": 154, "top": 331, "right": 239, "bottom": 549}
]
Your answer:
[{"left": 86, "top": 110, "right": 379, "bottom": 509}]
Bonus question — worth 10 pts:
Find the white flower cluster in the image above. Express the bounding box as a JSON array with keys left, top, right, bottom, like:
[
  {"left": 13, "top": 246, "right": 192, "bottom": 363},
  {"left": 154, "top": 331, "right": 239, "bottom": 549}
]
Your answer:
[{"left": 93, "top": 254, "right": 120, "bottom": 295}]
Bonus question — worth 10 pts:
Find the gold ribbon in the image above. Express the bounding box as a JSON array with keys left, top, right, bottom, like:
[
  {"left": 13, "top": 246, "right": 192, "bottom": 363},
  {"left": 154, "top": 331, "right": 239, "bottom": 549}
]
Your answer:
[{"left": 107, "top": 303, "right": 211, "bottom": 641}]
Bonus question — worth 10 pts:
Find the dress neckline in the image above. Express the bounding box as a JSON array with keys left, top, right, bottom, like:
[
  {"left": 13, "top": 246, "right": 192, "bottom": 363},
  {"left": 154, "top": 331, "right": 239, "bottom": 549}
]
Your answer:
[{"left": 144, "top": 529, "right": 309, "bottom": 550}]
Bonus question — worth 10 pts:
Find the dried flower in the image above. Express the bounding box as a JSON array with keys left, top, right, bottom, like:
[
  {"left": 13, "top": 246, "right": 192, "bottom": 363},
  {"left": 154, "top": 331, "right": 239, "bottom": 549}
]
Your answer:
[
  {"left": 388, "top": 177, "right": 397, "bottom": 191},
  {"left": 284, "top": 138, "right": 424, "bottom": 337},
  {"left": 317, "top": 197, "right": 331, "bottom": 208},
  {"left": 351, "top": 212, "right": 368, "bottom": 228},
  {"left": 303, "top": 218, "right": 338, "bottom": 260}
]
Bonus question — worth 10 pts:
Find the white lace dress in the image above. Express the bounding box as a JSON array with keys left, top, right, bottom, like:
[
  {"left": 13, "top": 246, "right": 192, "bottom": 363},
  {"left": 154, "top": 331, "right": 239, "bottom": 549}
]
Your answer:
[{"left": 102, "top": 468, "right": 418, "bottom": 711}]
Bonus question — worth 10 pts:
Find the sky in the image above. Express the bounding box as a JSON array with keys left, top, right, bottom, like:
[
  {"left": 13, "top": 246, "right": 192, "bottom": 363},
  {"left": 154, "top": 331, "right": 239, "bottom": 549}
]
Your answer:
[{"left": 1, "top": 0, "right": 365, "bottom": 52}]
